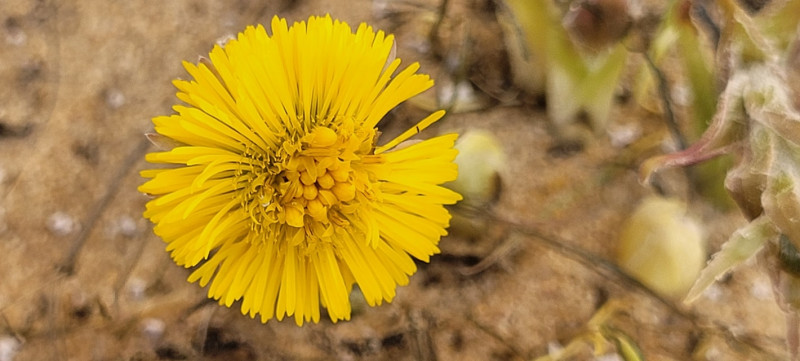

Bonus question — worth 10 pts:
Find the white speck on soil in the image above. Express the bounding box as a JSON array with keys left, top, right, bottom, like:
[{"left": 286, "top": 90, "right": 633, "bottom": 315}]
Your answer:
[
  {"left": 0, "top": 336, "right": 20, "bottom": 361},
  {"left": 115, "top": 215, "right": 139, "bottom": 238},
  {"left": 4, "top": 29, "right": 26, "bottom": 46},
  {"left": 105, "top": 88, "right": 126, "bottom": 109},
  {"left": 672, "top": 83, "right": 693, "bottom": 106},
  {"left": 141, "top": 318, "right": 166, "bottom": 343},
  {"left": 546, "top": 341, "right": 563, "bottom": 355},
  {"left": 46, "top": 211, "right": 79, "bottom": 236},
  {"left": 607, "top": 122, "right": 642, "bottom": 148},
  {"left": 704, "top": 346, "right": 722, "bottom": 360},
  {"left": 704, "top": 283, "right": 725, "bottom": 302},
  {"left": 750, "top": 277, "right": 773, "bottom": 301},
  {"left": 127, "top": 277, "right": 147, "bottom": 301}
]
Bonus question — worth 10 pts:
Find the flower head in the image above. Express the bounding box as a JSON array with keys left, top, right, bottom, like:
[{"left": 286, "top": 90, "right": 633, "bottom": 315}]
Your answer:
[{"left": 139, "top": 15, "right": 461, "bottom": 325}]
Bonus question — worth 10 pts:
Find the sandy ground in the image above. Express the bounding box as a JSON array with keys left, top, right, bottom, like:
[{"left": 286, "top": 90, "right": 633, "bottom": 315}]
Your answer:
[{"left": 0, "top": 0, "right": 789, "bottom": 360}]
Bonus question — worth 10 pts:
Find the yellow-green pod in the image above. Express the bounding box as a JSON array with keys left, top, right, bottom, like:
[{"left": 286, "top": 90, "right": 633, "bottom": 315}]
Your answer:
[
  {"left": 616, "top": 196, "right": 706, "bottom": 298},
  {"left": 450, "top": 131, "right": 505, "bottom": 207}
]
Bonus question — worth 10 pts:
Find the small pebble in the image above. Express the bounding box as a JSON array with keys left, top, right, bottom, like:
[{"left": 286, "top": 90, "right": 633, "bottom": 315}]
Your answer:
[
  {"left": 703, "top": 283, "right": 724, "bottom": 302},
  {"left": 0, "top": 336, "right": 20, "bottom": 361},
  {"left": 546, "top": 341, "right": 564, "bottom": 355},
  {"left": 372, "top": 0, "right": 390, "bottom": 18},
  {"left": 672, "top": 83, "right": 692, "bottom": 106},
  {"left": 105, "top": 88, "right": 126, "bottom": 109},
  {"left": 127, "top": 277, "right": 147, "bottom": 301},
  {"left": 4, "top": 26, "right": 26, "bottom": 46},
  {"left": 141, "top": 318, "right": 166, "bottom": 343},
  {"left": 607, "top": 123, "right": 642, "bottom": 148},
  {"left": 46, "top": 211, "right": 78, "bottom": 236},
  {"left": 750, "top": 277, "right": 773, "bottom": 300},
  {"left": 116, "top": 215, "right": 138, "bottom": 238},
  {"left": 703, "top": 346, "right": 722, "bottom": 360}
]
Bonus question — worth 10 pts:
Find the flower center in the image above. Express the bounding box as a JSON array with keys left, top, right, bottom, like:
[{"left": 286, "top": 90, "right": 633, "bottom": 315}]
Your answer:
[
  {"left": 279, "top": 145, "right": 357, "bottom": 228},
  {"left": 240, "top": 124, "right": 378, "bottom": 241}
]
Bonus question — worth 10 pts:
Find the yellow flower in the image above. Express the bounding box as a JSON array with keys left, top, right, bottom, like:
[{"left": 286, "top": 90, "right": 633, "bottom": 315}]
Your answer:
[{"left": 139, "top": 15, "right": 461, "bottom": 325}]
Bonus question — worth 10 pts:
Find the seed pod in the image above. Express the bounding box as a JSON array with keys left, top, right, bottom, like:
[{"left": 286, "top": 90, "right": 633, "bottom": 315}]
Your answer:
[
  {"left": 450, "top": 131, "right": 505, "bottom": 207},
  {"left": 616, "top": 196, "right": 706, "bottom": 298}
]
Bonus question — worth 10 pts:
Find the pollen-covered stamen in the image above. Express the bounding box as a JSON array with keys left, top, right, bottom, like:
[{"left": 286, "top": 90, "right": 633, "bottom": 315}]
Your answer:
[
  {"left": 238, "top": 125, "right": 375, "bottom": 241},
  {"left": 274, "top": 126, "right": 369, "bottom": 228}
]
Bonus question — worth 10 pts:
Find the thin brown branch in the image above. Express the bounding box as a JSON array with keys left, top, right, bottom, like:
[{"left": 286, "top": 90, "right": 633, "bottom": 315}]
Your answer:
[{"left": 58, "top": 137, "right": 152, "bottom": 275}]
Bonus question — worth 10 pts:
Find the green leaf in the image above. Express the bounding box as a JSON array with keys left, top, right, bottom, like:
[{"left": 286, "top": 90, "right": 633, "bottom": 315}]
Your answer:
[
  {"left": 604, "top": 327, "right": 645, "bottom": 361},
  {"left": 684, "top": 215, "right": 778, "bottom": 303}
]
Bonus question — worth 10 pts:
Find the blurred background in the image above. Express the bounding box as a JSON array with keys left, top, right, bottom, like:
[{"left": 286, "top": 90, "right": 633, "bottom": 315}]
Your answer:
[{"left": 0, "top": 0, "right": 792, "bottom": 360}]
